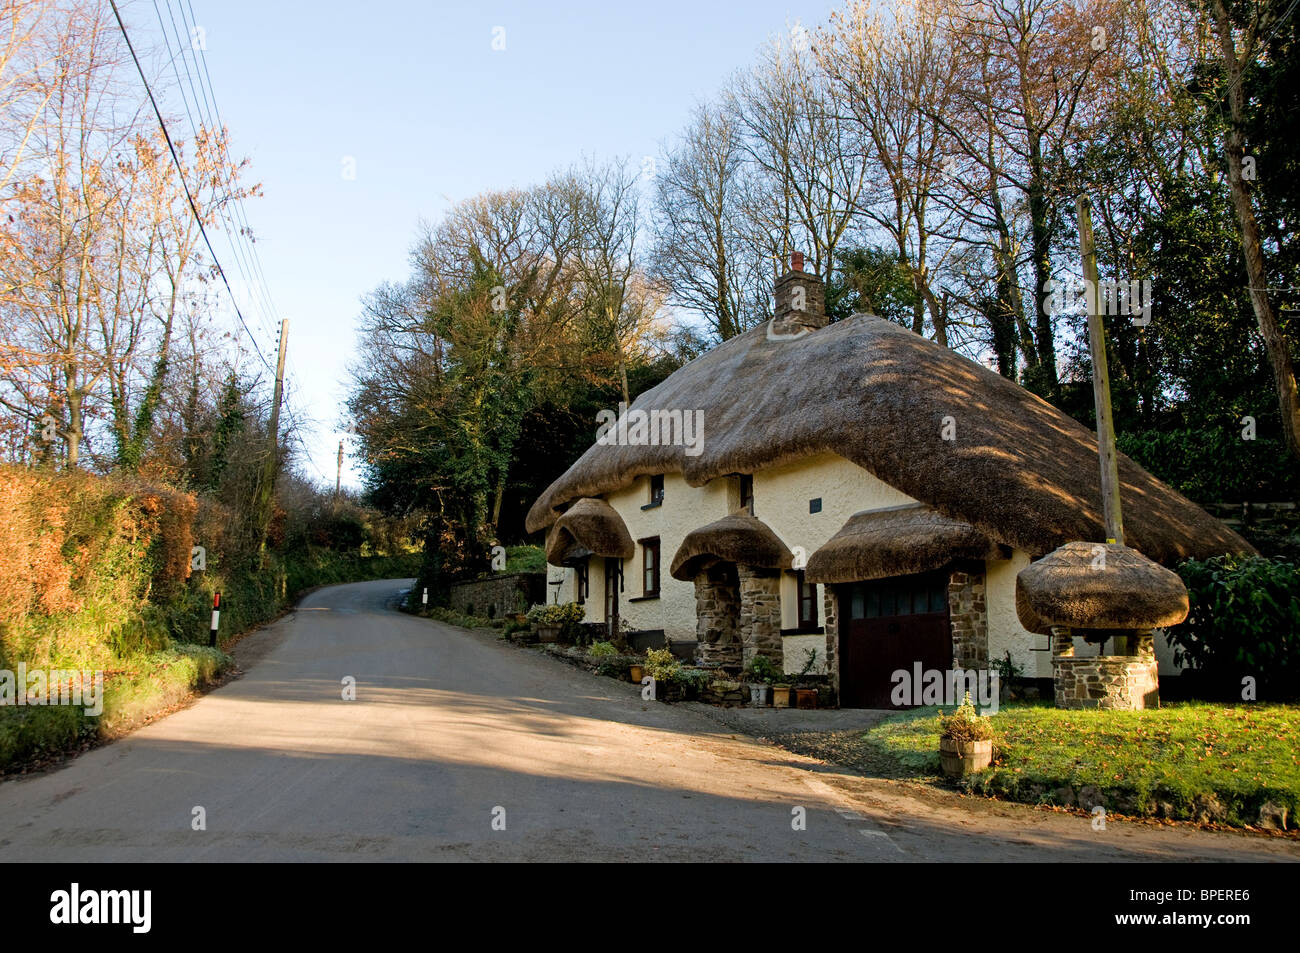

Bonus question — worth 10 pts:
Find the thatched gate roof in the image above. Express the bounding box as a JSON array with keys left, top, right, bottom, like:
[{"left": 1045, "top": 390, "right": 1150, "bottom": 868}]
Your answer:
[
  {"left": 669, "top": 512, "right": 794, "bottom": 580},
  {"left": 543, "top": 498, "right": 634, "bottom": 566}
]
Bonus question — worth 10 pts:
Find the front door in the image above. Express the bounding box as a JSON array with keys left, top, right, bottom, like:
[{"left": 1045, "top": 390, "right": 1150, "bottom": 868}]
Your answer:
[
  {"left": 604, "top": 557, "right": 621, "bottom": 639},
  {"left": 838, "top": 571, "right": 951, "bottom": 708}
]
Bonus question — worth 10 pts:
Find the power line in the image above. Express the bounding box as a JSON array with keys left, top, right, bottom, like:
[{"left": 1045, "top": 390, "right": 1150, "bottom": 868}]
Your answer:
[
  {"left": 108, "top": 0, "right": 273, "bottom": 373},
  {"left": 150, "top": 0, "right": 279, "bottom": 353}
]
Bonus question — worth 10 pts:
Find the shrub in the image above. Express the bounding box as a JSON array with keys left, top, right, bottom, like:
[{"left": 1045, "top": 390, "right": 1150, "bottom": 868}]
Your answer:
[
  {"left": 525, "top": 602, "right": 584, "bottom": 626},
  {"left": 939, "top": 693, "right": 994, "bottom": 743},
  {"left": 643, "top": 646, "right": 681, "bottom": 683},
  {"left": 588, "top": 640, "right": 618, "bottom": 658},
  {"left": 743, "top": 655, "right": 780, "bottom": 684},
  {"left": 1171, "top": 555, "right": 1300, "bottom": 699}
]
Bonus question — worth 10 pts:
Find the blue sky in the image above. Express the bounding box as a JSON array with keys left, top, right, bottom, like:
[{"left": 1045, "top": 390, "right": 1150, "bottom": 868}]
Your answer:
[{"left": 131, "top": 0, "right": 839, "bottom": 488}]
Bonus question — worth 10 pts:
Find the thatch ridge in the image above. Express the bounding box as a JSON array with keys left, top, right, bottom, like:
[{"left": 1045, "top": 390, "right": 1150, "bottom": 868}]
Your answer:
[
  {"left": 526, "top": 314, "right": 1250, "bottom": 565},
  {"left": 805, "top": 504, "right": 1001, "bottom": 584},
  {"left": 669, "top": 511, "right": 794, "bottom": 581},
  {"left": 543, "top": 498, "right": 634, "bottom": 567},
  {"left": 1015, "top": 541, "right": 1191, "bottom": 633}
]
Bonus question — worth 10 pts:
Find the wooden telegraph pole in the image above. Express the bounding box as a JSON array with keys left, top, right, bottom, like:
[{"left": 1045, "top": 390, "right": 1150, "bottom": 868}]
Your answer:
[
  {"left": 255, "top": 319, "right": 289, "bottom": 559},
  {"left": 1077, "top": 197, "right": 1125, "bottom": 545},
  {"left": 336, "top": 440, "right": 343, "bottom": 501}
]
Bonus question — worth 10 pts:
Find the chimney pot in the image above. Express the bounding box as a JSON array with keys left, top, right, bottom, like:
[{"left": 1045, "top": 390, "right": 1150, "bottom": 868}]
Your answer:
[{"left": 790, "top": 251, "right": 804, "bottom": 273}]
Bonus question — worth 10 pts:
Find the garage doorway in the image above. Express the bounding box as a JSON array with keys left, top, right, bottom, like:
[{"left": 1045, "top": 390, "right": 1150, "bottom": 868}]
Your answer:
[{"left": 838, "top": 570, "right": 951, "bottom": 708}]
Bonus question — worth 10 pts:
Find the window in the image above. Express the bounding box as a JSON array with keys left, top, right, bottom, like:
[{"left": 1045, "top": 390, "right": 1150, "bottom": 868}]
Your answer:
[
  {"left": 575, "top": 560, "right": 589, "bottom": 604},
  {"left": 809, "top": 497, "right": 822, "bottom": 514},
  {"left": 738, "top": 474, "right": 754, "bottom": 515},
  {"left": 641, "top": 537, "right": 661, "bottom": 597},
  {"left": 649, "top": 474, "right": 664, "bottom": 505},
  {"left": 797, "top": 570, "right": 818, "bottom": 628}
]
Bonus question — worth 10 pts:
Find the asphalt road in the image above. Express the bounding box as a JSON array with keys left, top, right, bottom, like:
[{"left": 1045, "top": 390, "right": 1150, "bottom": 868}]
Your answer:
[{"left": 0, "top": 579, "right": 1295, "bottom": 862}]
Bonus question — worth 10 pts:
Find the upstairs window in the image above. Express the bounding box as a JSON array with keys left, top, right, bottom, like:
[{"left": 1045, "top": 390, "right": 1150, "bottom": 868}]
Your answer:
[
  {"left": 797, "top": 570, "right": 818, "bottom": 628},
  {"left": 641, "top": 537, "right": 661, "bottom": 597},
  {"left": 648, "top": 473, "right": 664, "bottom": 506},
  {"left": 738, "top": 474, "right": 754, "bottom": 515}
]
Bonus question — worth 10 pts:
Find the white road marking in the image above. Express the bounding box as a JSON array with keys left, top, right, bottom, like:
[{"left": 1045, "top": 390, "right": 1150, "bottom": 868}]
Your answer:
[{"left": 804, "top": 776, "right": 904, "bottom": 854}]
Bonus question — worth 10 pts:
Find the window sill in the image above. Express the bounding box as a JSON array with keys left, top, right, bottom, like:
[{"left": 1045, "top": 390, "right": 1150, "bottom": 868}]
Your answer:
[
  {"left": 641, "top": 499, "right": 664, "bottom": 511},
  {"left": 781, "top": 626, "right": 824, "bottom": 636},
  {"left": 628, "top": 593, "right": 661, "bottom": 603}
]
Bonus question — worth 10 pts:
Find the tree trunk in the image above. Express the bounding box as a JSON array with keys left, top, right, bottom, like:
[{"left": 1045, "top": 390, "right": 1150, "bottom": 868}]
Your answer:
[{"left": 1211, "top": 0, "right": 1300, "bottom": 461}]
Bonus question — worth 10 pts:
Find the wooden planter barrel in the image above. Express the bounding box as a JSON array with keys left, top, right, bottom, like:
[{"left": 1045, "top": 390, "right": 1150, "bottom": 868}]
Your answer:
[
  {"left": 939, "top": 737, "right": 992, "bottom": 777},
  {"left": 536, "top": 625, "right": 562, "bottom": 643}
]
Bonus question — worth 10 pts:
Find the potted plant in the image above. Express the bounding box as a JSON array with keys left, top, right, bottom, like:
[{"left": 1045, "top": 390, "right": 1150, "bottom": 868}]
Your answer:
[
  {"left": 525, "top": 602, "right": 583, "bottom": 643},
  {"left": 938, "top": 692, "right": 994, "bottom": 777},
  {"left": 771, "top": 681, "right": 792, "bottom": 708},
  {"left": 629, "top": 661, "right": 645, "bottom": 683},
  {"left": 793, "top": 648, "right": 820, "bottom": 709},
  {"left": 643, "top": 647, "right": 681, "bottom": 702},
  {"left": 743, "top": 655, "right": 779, "bottom": 706}
]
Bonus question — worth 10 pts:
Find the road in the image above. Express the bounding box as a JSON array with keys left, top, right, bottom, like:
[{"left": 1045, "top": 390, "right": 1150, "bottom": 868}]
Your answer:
[{"left": 0, "top": 579, "right": 1295, "bottom": 862}]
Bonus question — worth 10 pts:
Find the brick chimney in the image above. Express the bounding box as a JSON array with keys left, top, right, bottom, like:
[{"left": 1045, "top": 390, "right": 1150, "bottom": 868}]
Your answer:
[{"left": 771, "top": 252, "right": 826, "bottom": 335}]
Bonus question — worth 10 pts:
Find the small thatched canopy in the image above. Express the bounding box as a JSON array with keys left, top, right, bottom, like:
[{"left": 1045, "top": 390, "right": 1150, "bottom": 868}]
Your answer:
[
  {"left": 526, "top": 314, "right": 1250, "bottom": 564},
  {"left": 544, "top": 498, "right": 634, "bottom": 567},
  {"left": 669, "top": 512, "right": 794, "bottom": 581},
  {"left": 1015, "top": 541, "right": 1190, "bottom": 634},
  {"left": 805, "top": 504, "right": 1002, "bottom": 584}
]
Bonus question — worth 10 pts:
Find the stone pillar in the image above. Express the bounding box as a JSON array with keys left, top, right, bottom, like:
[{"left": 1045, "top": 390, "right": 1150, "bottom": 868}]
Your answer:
[
  {"left": 694, "top": 566, "right": 740, "bottom": 667},
  {"left": 822, "top": 585, "right": 838, "bottom": 688},
  {"left": 737, "top": 565, "right": 782, "bottom": 669},
  {"left": 948, "top": 570, "right": 988, "bottom": 670}
]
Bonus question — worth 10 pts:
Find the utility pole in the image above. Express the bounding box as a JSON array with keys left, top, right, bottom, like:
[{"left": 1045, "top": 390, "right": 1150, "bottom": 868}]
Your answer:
[
  {"left": 268, "top": 319, "right": 289, "bottom": 463},
  {"left": 1077, "top": 197, "right": 1124, "bottom": 545},
  {"left": 336, "top": 439, "right": 343, "bottom": 501},
  {"left": 255, "top": 319, "right": 289, "bottom": 558}
]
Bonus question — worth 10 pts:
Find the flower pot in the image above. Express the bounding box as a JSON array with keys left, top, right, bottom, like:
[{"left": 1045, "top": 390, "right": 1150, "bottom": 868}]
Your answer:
[
  {"left": 772, "top": 685, "right": 791, "bottom": 709},
  {"left": 794, "top": 687, "right": 818, "bottom": 710},
  {"left": 749, "top": 684, "right": 770, "bottom": 707},
  {"left": 536, "top": 625, "right": 561, "bottom": 643},
  {"left": 939, "top": 737, "right": 993, "bottom": 777},
  {"left": 629, "top": 664, "right": 644, "bottom": 683}
]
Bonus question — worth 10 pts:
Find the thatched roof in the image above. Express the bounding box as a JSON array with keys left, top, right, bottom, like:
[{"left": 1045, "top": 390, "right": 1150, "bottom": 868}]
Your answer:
[
  {"left": 805, "top": 504, "right": 1003, "bottom": 585},
  {"left": 543, "top": 498, "right": 634, "bottom": 567},
  {"left": 1015, "top": 541, "right": 1190, "bottom": 633},
  {"left": 526, "top": 314, "right": 1250, "bottom": 564},
  {"left": 669, "top": 512, "right": 794, "bottom": 581}
]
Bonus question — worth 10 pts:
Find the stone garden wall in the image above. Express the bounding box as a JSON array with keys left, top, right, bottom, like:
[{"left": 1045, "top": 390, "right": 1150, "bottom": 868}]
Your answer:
[{"left": 448, "top": 572, "right": 546, "bottom": 620}]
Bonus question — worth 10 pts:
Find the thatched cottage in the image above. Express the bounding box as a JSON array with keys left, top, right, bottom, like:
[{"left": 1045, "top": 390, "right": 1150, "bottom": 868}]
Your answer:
[{"left": 526, "top": 256, "right": 1251, "bottom": 706}]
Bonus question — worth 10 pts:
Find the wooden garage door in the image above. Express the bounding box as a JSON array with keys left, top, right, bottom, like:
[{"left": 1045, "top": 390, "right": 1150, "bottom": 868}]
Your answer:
[{"left": 838, "top": 571, "right": 951, "bottom": 709}]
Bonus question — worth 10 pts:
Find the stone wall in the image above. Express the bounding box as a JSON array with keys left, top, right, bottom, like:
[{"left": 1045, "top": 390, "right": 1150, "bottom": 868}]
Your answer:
[
  {"left": 694, "top": 565, "right": 741, "bottom": 666},
  {"left": 737, "top": 565, "right": 783, "bottom": 668},
  {"left": 448, "top": 572, "right": 546, "bottom": 619},
  {"left": 1052, "top": 629, "right": 1159, "bottom": 709},
  {"left": 948, "top": 570, "right": 988, "bottom": 670}
]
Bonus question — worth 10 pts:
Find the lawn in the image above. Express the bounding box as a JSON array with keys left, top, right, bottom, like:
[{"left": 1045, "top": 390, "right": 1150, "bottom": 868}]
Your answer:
[{"left": 860, "top": 701, "right": 1299, "bottom": 829}]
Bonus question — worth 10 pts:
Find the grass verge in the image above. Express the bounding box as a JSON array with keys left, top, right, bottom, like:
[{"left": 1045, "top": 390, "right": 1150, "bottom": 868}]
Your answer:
[{"left": 858, "top": 701, "right": 1299, "bottom": 829}]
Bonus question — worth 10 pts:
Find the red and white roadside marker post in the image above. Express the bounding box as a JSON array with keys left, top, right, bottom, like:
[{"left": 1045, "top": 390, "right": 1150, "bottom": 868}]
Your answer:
[{"left": 209, "top": 592, "right": 221, "bottom": 647}]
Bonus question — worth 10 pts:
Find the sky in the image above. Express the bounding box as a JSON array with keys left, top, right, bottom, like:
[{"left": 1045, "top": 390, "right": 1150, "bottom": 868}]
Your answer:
[{"left": 126, "top": 0, "right": 840, "bottom": 489}]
